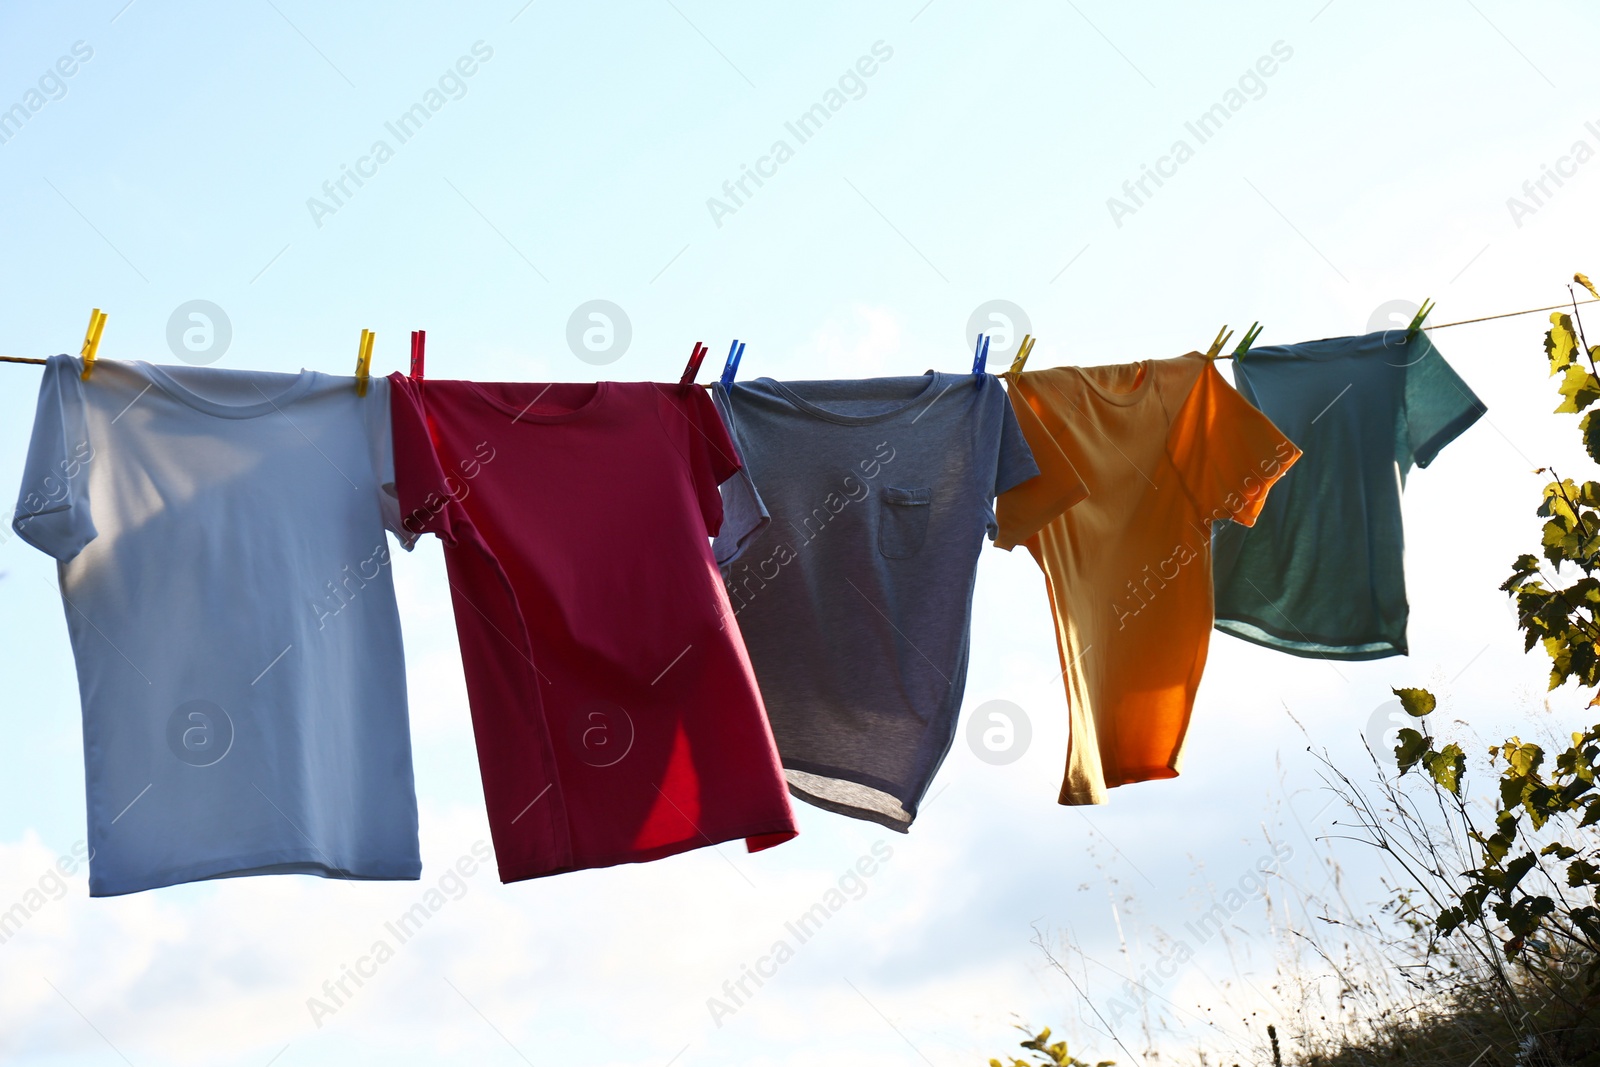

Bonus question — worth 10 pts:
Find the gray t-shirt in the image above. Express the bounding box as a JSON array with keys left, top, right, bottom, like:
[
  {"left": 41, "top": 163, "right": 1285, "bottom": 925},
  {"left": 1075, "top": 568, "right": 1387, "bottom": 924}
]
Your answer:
[{"left": 712, "top": 372, "right": 1040, "bottom": 831}]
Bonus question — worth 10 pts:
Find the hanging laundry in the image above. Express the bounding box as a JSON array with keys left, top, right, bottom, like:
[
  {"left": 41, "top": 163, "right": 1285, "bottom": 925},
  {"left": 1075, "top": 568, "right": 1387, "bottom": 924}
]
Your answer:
[
  {"left": 12, "top": 357, "right": 422, "bottom": 896},
  {"left": 712, "top": 372, "right": 1055, "bottom": 831},
  {"left": 386, "top": 375, "right": 796, "bottom": 880},
  {"left": 997, "top": 355, "right": 1299, "bottom": 806},
  {"left": 1212, "top": 330, "right": 1485, "bottom": 659}
]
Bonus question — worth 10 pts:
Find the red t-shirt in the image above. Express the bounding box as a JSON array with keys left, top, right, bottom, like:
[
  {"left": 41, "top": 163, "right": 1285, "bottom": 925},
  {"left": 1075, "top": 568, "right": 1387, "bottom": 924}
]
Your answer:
[{"left": 388, "top": 374, "right": 797, "bottom": 880}]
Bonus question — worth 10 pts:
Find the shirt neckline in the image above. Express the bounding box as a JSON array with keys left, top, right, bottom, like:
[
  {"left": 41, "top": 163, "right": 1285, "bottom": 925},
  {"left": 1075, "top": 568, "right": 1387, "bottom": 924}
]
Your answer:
[
  {"left": 1054, "top": 359, "right": 1163, "bottom": 407},
  {"left": 139, "top": 362, "right": 320, "bottom": 419},
  {"left": 463, "top": 380, "right": 612, "bottom": 423},
  {"left": 758, "top": 371, "right": 946, "bottom": 425},
  {"left": 1246, "top": 330, "right": 1416, "bottom": 363},
  {"left": 1049, "top": 351, "right": 1209, "bottom": 406}
]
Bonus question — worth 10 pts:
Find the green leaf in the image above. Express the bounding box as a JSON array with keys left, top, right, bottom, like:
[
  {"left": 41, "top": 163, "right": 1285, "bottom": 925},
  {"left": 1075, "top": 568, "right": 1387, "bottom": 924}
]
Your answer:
[
  {"left": 1581, "top": 799, "right": 1600, "bottom": 828},
  {"left": 1392, "top": 687, "right": 1437, "bottom": 718},
  {"left": 1555, "top": 363, "right": 1600, "bottom": 414},
  {"left": 1582, "top": 412, "right": 1600, "bottom": 467},
  {"left": 1505, "top": 741, "right": 1544, "bottom": 777},
  {"left": 1550, "top": 313, "right": 1582, "bottom": 375},
  {"left": 1502, "top": 851, "right": 1539, "bottom": 892},
  {"left": 1483, "top": 810, "right": 1519, "bottom": 863},
  {"left": 1503, "top": 553, "right": 1542, "bottom": 590},
  {"left": 1569, "top": 858, "right": 1600, "bottom": 888},
  {"left": 1396, "top": 728, "right": 1429, "bottom": 773},
  {"left": 1426, "top": 743, "right": 1467, "bottom": 795}
]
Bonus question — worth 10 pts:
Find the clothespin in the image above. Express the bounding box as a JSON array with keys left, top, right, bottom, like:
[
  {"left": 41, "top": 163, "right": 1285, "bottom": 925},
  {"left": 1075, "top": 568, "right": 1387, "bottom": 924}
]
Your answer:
[
  {"left": 971, "top": 333, "right": 991, "bottom": 376},
  {"left": 1406, "top": 298, "right": 1434, "bottom": 339},
  {"left": 1009, "top": 333, "right": 1036, "bottom": 375},
  {"left": 1204, "top": 325, "right": 1234, "bottom": 361},
  {"left": 678, "top": 341, "right": 709, "bottom": 395},
  {"left": 355, "top": 329, "right": 375, "bottom": 397},
  {"left": 409, "top": 330, "right": 426, "bottom": 380},
  {"left": 78, "top": 308, "right": 107, "bottom": 381},
  {"left": 719, "top": 339, "right": 745, "bottom": 386},
  {"left": 1231, "top": 322, "right": 1263, "bottom": 361}
]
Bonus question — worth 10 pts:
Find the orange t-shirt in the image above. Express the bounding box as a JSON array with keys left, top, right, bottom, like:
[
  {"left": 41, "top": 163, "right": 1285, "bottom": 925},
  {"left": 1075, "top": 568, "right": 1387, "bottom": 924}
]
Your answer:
[{"left": 997, "top": 355, "right": 1300, "bottom": 805}]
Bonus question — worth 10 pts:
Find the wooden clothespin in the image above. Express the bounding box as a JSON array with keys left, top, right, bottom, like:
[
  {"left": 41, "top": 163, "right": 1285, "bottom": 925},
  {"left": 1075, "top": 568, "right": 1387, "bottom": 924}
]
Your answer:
[
  {"left": 79, "top": 308, "right": 107, "bottom": 381},
  {"left": 678, "top": 341, "right": 709, "bottom": 395},
  {"left": 1231, "top": 322, "right": 1263, "bottom": 361},
  {"left": 1009, "top": 334, "right": 1036, "bottom": 374},
  {"left": 1204, "top": 325, "right": 1234, "bottom": 361},
  {"left": 409, "top": 330, "right": 426, "bottom": 380},
  {"left": 1406, "top": 298, "right": 1434, "bottom": 339},
  {"left": 719, "top": 339, "right": 746, "bottom": 386},
  {"left": 970, "top": 334, "right": 991, "bottom": 377},
  {"left": 355, "top": 329, "right": 375, "bottom": 397}
]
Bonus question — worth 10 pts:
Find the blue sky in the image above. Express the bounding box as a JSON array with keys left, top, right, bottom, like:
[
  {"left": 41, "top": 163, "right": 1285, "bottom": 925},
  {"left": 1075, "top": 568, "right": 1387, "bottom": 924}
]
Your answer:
[{"left": 1, "top": 1, "right": 1598, "bottom": 1064}]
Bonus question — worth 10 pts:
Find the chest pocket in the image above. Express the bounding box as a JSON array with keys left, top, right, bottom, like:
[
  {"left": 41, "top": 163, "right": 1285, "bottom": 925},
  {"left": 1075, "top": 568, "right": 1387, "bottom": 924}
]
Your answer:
[{"left": 878, "top": 486, "right": 932, "bottom": 559}]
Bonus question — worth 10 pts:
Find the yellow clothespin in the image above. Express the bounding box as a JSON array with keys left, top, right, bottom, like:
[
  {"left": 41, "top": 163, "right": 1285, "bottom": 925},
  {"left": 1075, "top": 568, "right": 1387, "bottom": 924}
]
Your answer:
[
  {"left": 1204, "top": 325, "right": 1233, "bottom": 361},
  {"left": 355, "top": 329, "right": 374, "bottom": 397},
  {"left": 79, "top": 308, "right": 107, "bottom": 381},
  {"left": 1009, "top": 333, "right": 1036, "bottom": 375}
]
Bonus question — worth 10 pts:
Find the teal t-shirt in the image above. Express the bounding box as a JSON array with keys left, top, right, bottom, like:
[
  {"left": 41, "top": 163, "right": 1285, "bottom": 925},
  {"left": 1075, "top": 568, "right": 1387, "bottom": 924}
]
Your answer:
[{"left": 1212, "top": 330, "right": 1485, "bottom": 660}]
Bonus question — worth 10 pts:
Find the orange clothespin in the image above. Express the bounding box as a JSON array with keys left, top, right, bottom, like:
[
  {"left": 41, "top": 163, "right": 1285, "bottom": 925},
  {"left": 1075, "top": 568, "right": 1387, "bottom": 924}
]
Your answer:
[
  {"left": 79, "top": 308, "right": 107, "bottom": 381},
  {"left": 410, "top": 330, "right": 426, "bottom": 379},
  {"left": 355, "top": 329, "right": 375, "bottom": 396}
]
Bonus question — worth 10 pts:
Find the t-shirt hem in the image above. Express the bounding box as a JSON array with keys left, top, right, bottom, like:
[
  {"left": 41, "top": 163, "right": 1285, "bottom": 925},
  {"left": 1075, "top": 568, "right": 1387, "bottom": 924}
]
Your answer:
[
  {"left": 786, "top": 783, "right": 913, "bottom": 834},
  {"left": 1214, "top": 615, "right": 1407, "bottom": 661},
  {"left": 494, "top": 817, "right": 799, "bottom": 883},
  {"left": 780, "top": 758, "right": 918, "bottom": 831},
  {"left": 1059, "top": 766, "right": 1182, "bottom": 806},
  {"left": 88, "top": 850, "right": 423, "bottom": 897}
]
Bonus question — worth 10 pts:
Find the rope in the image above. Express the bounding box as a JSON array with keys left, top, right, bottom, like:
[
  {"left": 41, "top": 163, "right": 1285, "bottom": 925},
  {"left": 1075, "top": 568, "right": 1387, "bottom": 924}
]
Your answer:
[
  {"left": 1425, "top": 296, "right": 1598, "bottom": 331},
  {"left": 4, "top": 298, "right": 1598, "bottom": 369}
]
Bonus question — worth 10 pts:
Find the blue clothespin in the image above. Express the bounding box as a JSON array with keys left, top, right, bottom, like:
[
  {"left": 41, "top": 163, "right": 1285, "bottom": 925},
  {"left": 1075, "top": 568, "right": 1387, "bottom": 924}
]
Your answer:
[
  {"left": 971, "top": 333, "right": 990, "bottom": 377},
  {"left": 719, "top": 339, "right": 746, "bottom": 386}
]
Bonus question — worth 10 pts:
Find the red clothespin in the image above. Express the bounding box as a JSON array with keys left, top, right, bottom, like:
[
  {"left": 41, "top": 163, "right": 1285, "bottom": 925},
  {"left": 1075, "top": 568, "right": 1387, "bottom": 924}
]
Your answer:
[
  {"left": 410, "top": 330, "right": 426, "bottom": 379},
  {"left": 678, "top": 341, "right": 708, "bottom": 395}
]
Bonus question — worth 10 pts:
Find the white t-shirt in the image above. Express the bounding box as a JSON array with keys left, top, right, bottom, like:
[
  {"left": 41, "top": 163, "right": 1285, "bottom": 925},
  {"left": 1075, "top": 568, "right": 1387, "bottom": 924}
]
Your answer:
[{"left": 13, "top": 356, "right": 421, "bottom": 896}]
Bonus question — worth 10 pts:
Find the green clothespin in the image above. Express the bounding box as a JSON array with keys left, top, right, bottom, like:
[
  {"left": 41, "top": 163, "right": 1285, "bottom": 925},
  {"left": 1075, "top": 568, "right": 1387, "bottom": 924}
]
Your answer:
[
  {"left": 1232, "top": 322, "right": 1262, "bottom": 361},
  {"left": 1406, "top": 298, "right": 1434, "bottom": 339}
]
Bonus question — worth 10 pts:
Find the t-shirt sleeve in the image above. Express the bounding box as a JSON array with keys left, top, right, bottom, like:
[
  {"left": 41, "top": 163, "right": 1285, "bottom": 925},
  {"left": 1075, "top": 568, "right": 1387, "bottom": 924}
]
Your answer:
[
  {"left": 386, "top": 372, "right": 470, "bottom": 549},
  {"left": 994, "top": 374, "right": 1089, "bottom": 551},
  {"left": 12, "top": 354, "right": 98, "bottom": 562},
  {"left": 1172, "top": 361, "right": 1301, "bottom": 528},
  {"left": 362, "top": 376, "right": 414, "bottom": 548},
  {"left": 993, "top": 378, "right": 1042, "bottom": 498},
  {"left": 1402, "top": 333, "right": 1486, "bottom": 469},
  {"left": 707, "top": 384, "right": 770, "bottom": 567}
]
